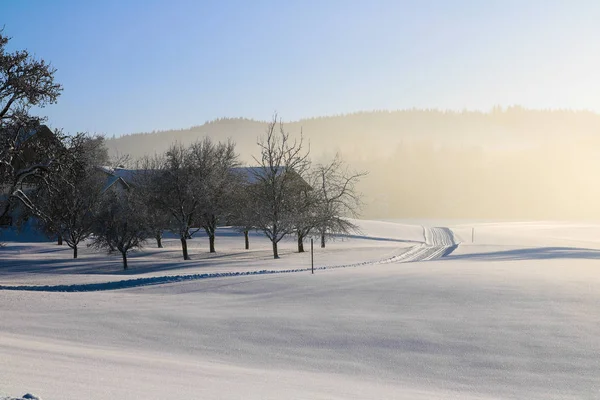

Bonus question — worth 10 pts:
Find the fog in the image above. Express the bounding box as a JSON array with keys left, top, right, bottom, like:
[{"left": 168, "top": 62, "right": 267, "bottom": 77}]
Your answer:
[{"left": 106, "top": 108, "right": 600, "bottom": 220}]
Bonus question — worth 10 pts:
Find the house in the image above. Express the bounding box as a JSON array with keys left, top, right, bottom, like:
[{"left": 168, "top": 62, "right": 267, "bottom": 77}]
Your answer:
[
  {"left": 96, "top": 166, "right": 131, "bottom": 193},
  {"left": 98, "top": 166, "right": 311, "bottom": 191},
  {"left": 11, "top": 125, "right": 60, "bottom": 173},
  {"left": 1, "top": 124, "right": 62, "bottom": 228}
]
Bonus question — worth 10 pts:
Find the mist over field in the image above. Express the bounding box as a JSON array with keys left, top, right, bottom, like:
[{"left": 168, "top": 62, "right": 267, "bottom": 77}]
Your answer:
[{"left": 106, "top": 107, "right": 600, "bottom": 220}]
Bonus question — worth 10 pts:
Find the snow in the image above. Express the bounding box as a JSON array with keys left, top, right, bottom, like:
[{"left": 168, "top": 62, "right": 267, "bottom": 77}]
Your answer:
[
  {"left": 0, "top": 225, "right": 454, "bottom": 292},
  {"left": 1, "top": 219, "right": 600, "bottom": 399}
]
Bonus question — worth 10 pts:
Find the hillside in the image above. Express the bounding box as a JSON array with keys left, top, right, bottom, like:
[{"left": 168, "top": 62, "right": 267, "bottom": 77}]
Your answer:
[{"left": 106, "top": 108, "right": 600, "bottom": 219}]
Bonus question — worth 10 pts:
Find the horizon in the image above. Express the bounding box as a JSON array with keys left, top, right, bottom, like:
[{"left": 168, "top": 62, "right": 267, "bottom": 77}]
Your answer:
[
  {"left": 111, "top": 105, "right": 600, "bottom": 137},
  {"left": 4, "top": 0, "right": 600, "bottom": 136}
]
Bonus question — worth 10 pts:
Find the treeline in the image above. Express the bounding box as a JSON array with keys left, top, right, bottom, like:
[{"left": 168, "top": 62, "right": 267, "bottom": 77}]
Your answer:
[
  {"left": 106, "top": 107, "right": 600, "bottom": 164},
  {"left": 105, "top": 107, "right": 600, "bottom": 219}
]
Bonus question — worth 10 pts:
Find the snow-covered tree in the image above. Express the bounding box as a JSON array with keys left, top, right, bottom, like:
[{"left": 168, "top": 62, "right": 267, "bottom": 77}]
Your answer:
[
  {"left": 0, "top": 30, "right": 63, "bottom": 224},
  {"left": 31, "top": 134, "right": 109, "bottom": 258}
]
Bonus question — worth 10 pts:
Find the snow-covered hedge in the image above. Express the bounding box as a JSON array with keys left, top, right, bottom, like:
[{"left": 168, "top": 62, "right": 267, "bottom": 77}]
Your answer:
[{"left": 1, "top": 394, "right": 41, "bottom": 400}]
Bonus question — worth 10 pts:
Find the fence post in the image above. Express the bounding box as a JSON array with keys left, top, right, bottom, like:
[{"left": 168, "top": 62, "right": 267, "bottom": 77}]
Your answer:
[{"left": 311, "top": 238, "right": 314, "bottom": 274}]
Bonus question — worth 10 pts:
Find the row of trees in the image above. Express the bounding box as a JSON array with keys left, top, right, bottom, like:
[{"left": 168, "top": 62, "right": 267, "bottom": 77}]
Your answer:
[
  {"left": 0, "top": 30, "right": 366, "bottom": 269},
  {"left": 21, "top": 117, "right": 365, "bottom": 268}
]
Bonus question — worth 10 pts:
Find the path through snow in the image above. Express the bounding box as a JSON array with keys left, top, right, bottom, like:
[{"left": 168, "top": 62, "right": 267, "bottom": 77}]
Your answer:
[{"left": 385, "top": 227, "right": 459, "bottom": 263}]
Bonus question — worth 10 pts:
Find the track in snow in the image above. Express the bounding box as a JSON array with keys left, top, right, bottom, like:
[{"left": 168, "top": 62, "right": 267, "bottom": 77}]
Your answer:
[
  {"left": 382, "top": 227, "right": 459, "bottom": 263},
  {"left": 0, "top": 227, "right": 459, "bottom": 292}
]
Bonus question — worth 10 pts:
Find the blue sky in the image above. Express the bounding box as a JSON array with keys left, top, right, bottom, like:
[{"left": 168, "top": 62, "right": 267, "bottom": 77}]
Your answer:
[{"left": 3, "top": 0, "right": 600, "bottom": 135}]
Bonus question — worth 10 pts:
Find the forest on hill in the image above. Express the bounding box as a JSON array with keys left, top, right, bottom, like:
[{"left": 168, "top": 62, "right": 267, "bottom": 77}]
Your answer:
[{"left": 106, "top": 108, "right": 600, "bottom": 219}]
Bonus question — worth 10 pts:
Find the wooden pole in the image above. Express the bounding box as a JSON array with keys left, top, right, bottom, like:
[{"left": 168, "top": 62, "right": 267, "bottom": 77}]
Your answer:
[
  {"left": 472, "top": 227, "right": 474, "bottom": 243},
  {"left": 311, "top": 238, "right": 314, "bottom": 274}
]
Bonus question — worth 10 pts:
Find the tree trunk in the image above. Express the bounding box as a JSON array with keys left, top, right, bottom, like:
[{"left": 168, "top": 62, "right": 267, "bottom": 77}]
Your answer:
[
  {"left": 181, "top": 237, "right": 190, "bottom": 260},
  {"left": 209, "top": 234, "right": 215, "bottom": 253},
  {"left": 321, "top": 231, "right": 326, "bottom": 248},
  {"left": 73, "top": 245, "right": 78, "bottom": 259},
  {"left": 122, "top": 251, "right": 128, "bottom": 270},
  {"left": 272, "top": 241, "right": 279, "bottom": 259},
  {"left": 297, "top": 234, "right": 304, "bottom": 253},
  {"left": 244, "top": 230, "right": 249, "bottom": 250},
  {"left": 57, "top": 234, "right": 63, "bottom": 246},
  {"left": 156, "top": 233, "right": 163, "bottom": 248}
]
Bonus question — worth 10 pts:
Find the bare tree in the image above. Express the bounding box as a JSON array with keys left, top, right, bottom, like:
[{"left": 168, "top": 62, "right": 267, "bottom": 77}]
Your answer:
[
  {"left": 159, "top": 144, "right": 198, "bottom": 260},
  {"left": 132, "top": 156, "right": 171, "bottom": 248},
  {"left": 0, "top": 30, "right": 63, "bottom": 223},
  {"left": 31, "top": 134, "right": 109, "bottom": 258},
  {"left": 152, "top": 143, "right": 205, "bottom": 260},
  {"left": 187, "top": 138, "right": 240, "bottom": 253},
  {"left": 290, "top": 187, "right": 319, "bottom": 252},
  {"left": 311, "top": 154, "right": 367, "bottom": 247},
  {"left": 249, "top": 114, "right": 311, "bottom": 259},
  {"left": 149, "top": 139, "right": 241, "bottom": 258},
  {"left": 60, "top": 171, "right": 106, "bottom": 258},
  {"left": 91, "top": 189, "right": 151, "bottom": 270},
  {"left": 110, "top": 151, "right": 131, "bottom": 169},
  {"left": 228, "top": 178, "right": 255, "bottom": 250}
]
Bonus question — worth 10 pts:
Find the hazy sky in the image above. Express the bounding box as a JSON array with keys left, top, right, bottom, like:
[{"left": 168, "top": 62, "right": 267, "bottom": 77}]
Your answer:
[{"left": 3, "top": 0, "right": 600, "bottom": 136}]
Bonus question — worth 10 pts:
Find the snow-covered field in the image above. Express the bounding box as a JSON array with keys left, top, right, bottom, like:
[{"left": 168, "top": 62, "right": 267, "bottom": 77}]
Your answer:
[{"left": 1, "top": 220, "right": 600, "bottom": 399}]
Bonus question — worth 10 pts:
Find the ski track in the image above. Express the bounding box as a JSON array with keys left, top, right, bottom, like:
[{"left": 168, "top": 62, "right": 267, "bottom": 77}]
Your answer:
[{"left": 0, "top": 227, "right": 459, "bottom": 293}]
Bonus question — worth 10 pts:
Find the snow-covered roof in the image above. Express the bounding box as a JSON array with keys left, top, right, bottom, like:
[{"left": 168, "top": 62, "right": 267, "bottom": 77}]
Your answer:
[
  {"left": 14, "top": 124, "right": 54, "bottom": 147},
  {"left": 97, "top": 167, "right": 131, "bottom": 193},
  {"left": 97, "top": 167, "right": 139, "bottom": 181},
  {"left": 96, "top": 166, "right": 309, "bottom": 190},
  {"left": 98, "top": 166, "right": 286, "bottom": 185},
  {"left": 110, "top": 168, "right": 141, "bottom": 182},
  {"left": 230, "top": 167, "right": 285, "bottom": 184}
]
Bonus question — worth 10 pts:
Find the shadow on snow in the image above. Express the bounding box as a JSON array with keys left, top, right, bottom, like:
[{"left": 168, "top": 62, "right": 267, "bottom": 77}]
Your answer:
[{"left": 446, "top": 246, "right": 600, "bottom": 261}]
